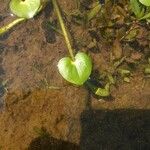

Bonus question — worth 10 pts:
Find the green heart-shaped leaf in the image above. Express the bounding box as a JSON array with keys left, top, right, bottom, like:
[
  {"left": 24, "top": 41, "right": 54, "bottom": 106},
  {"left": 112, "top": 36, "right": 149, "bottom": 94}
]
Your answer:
[
  {"left": 58, "top": 52, "right": 92, "bottom": 85},
  {"left": 9, "top": 0, "right": 41, "bottom": 19},
  {"left": 139, "top": 0, "right": 150, "bottom": 6}
]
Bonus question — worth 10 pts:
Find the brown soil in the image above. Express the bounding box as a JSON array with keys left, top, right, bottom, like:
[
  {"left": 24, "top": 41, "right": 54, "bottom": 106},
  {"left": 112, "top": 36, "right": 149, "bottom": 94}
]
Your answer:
[{"left": 0, "top": 0, "right": 150, "bottom": 150}]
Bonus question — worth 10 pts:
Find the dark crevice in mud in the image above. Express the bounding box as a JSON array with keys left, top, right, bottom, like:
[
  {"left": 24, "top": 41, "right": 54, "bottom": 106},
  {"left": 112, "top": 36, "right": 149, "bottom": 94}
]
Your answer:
[
  {"left": 0, "top": 57, "right": 3, "bottom": 64},
  {"left": 11, "top": 43, "right": 26, "bottom": 53},
  {"left": 0, "top": 66, "right": 5, "bottom": 76},
  {"left": 43, "top": 1, "right": 53, "bottom": 19},
  {"left": 88, "top": 30, "right": 100, "bottom": 42},
  {"left": 11, "top": 45, "right": 20, "bottom": 53},
  {"left": 88, "top": 45, "right": 100, "bottom": 53},
  {"left": 42, "top": 20, "right": 57, "bottom": 44},
  {"left": 0, "top": 83, "right": 5, "bottom": 98},
  {"left": 0, "top": 44, "right": 6, "bottom": 111},
  {"left": 80, "top": 0, "right": 93, "bottom": 10},
  {"left": 0, "top": 44, "right": 5, "bottom": 54},
  {"left": 0, "top": 79, "right": 6, "bottom": 111},
  {"left": 0, "top": 31, "right": 11, "bottom": 41},
  {"left": 0, "top": 98, "right": 4, "bottom": 111},
  {"left": 0, "top": 15, "right": 6, "bottom": 22},
  {"left": 0, "top": 43, "right": 25, "bottom": 54},
  {"left": 128, "top": 40, "right": 145, "bottom": 52}
]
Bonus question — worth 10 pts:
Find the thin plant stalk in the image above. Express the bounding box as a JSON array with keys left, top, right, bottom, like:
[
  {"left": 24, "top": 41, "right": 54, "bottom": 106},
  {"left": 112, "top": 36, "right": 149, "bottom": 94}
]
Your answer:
[
  {"left": 0, "top": 18, "right": 26, "bottom": 35},
  {"left": 52, "top": 0, "right": 75, "bottom": 60}
]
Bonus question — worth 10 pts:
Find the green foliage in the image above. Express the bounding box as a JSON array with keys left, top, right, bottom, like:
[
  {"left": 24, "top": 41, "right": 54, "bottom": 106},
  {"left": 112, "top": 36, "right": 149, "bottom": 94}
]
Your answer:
[
  {"left": 86, "top": 2, "right": 101, "bottom": 22},
  {"left": 58, "top": 52, "right": 92, "bottom": 85},
  {"left": 95, "top": 83, "right": 110, "bottom": 97},
  {"left": 0, "top": 0, "right": 46, "bottom": 35},
  {"left": 139, "top": 0, "right": 150, "bottom": 6},
  {"left": 1, "top": 0, "right": 148, "bottom": 97},
  {"left": 130, "top": 0, "right": 150, "bottom": 21},
  {"left": 52, "top": 0, "right": 92, "bottom": 86},
  {"left": 130, "top": 0, "right": 145, "bottom": 18},
  {"left": 9, "top": 0, "right": 41, "bottom": 18}
]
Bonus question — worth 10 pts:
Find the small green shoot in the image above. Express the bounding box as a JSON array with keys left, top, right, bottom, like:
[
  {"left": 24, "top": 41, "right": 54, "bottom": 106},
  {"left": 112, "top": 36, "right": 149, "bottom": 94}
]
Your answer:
[
  {"left": 95, "top": 83, "right": 110, "bottom": 97},
  {"left": 0, "top": 18, "right": 26, "bottom": 35},
  {"left": 52, "top": 0, "right": 92, "bottom": 85},
  {"left": 118, "top": 69, "right": 131, "bottom": 83},
  {"left": 86, "top": 80, "right": 110, "bottom": 97}
]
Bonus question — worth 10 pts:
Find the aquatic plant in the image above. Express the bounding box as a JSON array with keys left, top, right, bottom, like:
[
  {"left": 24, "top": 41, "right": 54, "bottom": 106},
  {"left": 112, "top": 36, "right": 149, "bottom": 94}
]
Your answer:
[
  {"left": 52, "top": 0, "right": 92, "bottom": 85},
  {"left": 10, "top": 0, "right": 41, "bottom": 18},
  {"left": 130, "top": 0, "right": 150, "bottom": 21},
  {"left": 0, "top": 0, "right": 111, "bottom": 97},
  {"left": 3, "top": 0, "right": 147, "bottom": 98},
  {"left": 139, "top": 0, "right": 150, "bottom": 6},
  {"left": 0, "top": 0, "right": 47, "bottom": 35},
  {"left": 52, "top": 0, "right": 111, "bottom": 96}
]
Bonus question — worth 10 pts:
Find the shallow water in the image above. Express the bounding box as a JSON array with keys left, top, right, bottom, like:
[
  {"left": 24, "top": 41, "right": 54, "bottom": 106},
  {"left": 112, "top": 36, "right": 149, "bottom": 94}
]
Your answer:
[{"left": 0, "top": 0, "right": 150, "bottom": 149}]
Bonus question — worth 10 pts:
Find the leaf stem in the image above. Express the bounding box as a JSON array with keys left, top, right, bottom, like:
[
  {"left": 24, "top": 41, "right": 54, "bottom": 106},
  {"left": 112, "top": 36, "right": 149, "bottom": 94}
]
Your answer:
[
  {"left": 0, "top": 18, "right": 26, "bottom": 35},
  {"left": 52, "top": 0, "right": 75, "bottom": 61}
]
